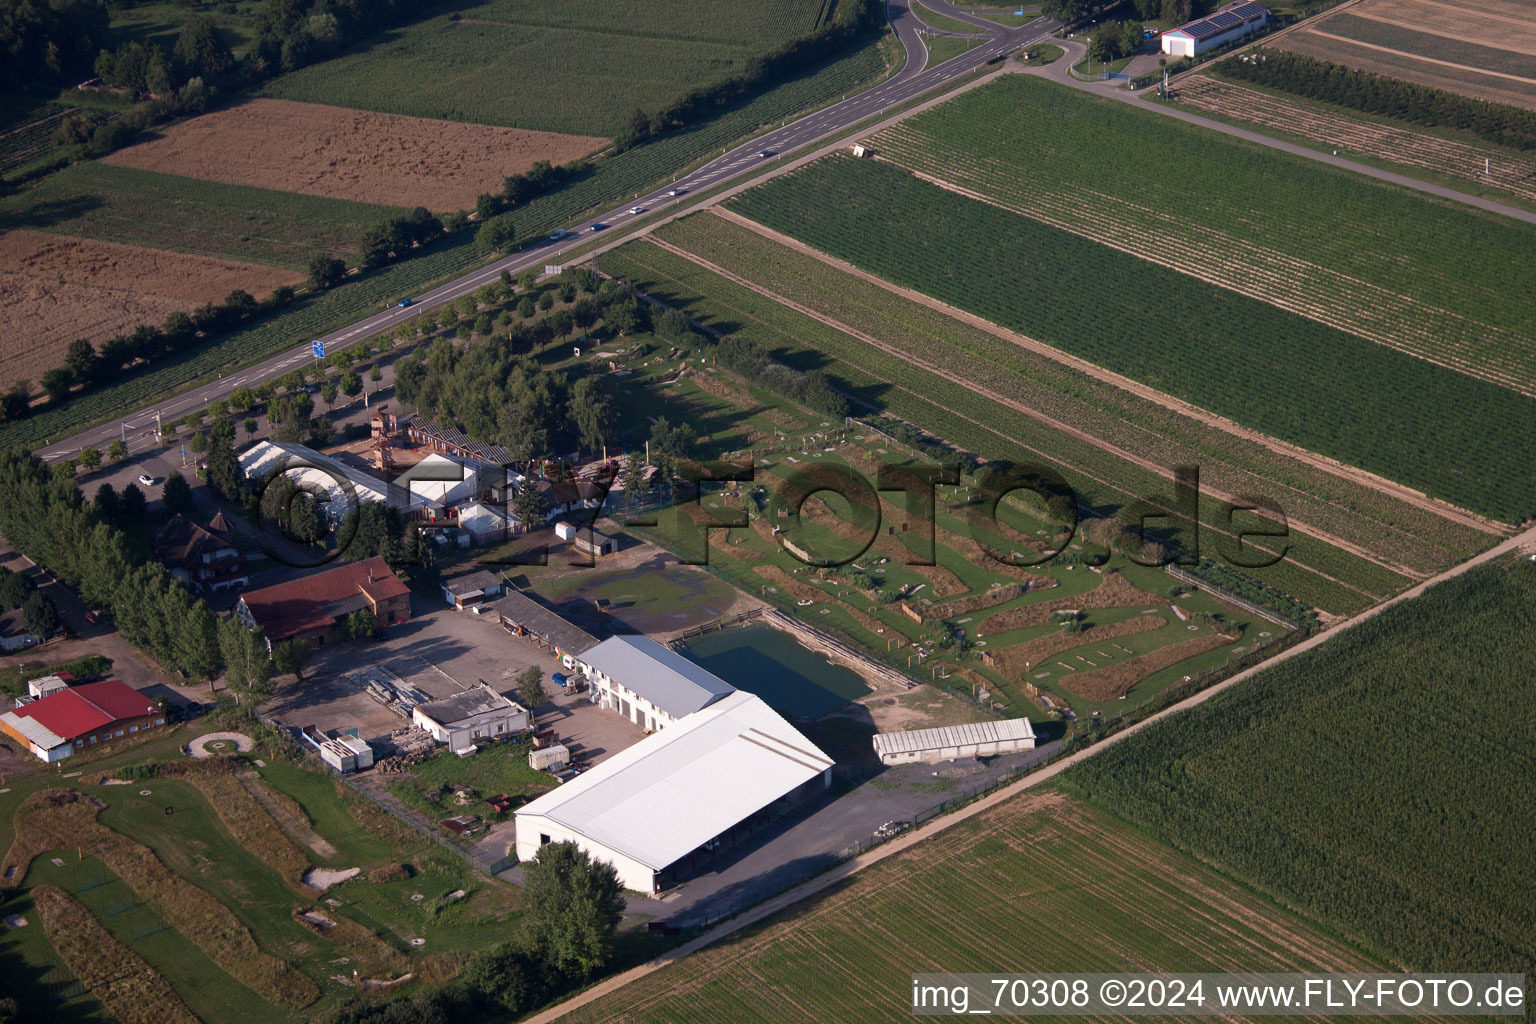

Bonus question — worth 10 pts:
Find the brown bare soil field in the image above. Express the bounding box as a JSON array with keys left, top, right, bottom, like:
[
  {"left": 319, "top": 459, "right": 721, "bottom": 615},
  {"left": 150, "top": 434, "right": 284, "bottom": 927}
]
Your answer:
[
  {"left": 0, "top": 230, "right": 303, "bottom": 391},
  {"left": 1345, "top": 0, "right": 1536, "bottom": 56},
  {"left": 104, "top": 98, "right": 608, "bottom": 209},
  {"left": 1176, "top": 75, "right": 1536, "bottom": 203},
  {"left": 1277, "top": 27, "right": 1536, "bottom": 111},
  {"left": 1056, "top": 629, "right": 1236, "bottom": 702}
]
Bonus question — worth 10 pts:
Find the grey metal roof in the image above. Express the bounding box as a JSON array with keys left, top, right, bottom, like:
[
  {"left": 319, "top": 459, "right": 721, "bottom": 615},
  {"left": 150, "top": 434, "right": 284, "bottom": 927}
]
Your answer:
[
  {"left": 443, "top": 570, "right": 500, "bottom": 595},
  {"left": 416, "top": 685, "right": 524, "bottom": 727},
  {"left": 0, "top": 709, "right": 64, "bottom": 750},
  {"left": 579, "top": 636, "right": 736, "bottom": 718},
  {"left": 493, "top": 590, "right": 599, "bottom": 655},
  {"left": 872, "top": 717, "right": 1036, "bottom": 756}
]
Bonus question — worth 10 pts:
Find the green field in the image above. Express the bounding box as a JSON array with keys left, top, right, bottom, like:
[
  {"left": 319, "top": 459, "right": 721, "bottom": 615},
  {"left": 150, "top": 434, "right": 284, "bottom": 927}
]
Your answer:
[
  {"left": 868, "top": 75, "right": 1536, "bottom": 395},
  {"left": 263, "top": 0, "right": 839, "bottom": 136},
  {"left": 1067, "top": 557, "right": 1536, "bottom": 974},
  {"left": 725, "top": 154, "right": 1536, "bottom": 524},
  {"left": 0, "top": 161, "right": 403, "bottom": 269},
  {"left": 923, "top": 34, "right": 982, "bottom": 69},
  {"left": 559, "top": 791, "right": 1400, "bottom": 1022},
  {"left": 106, "top": 0, "right": 269, "bottom": 56},
  {"left": 648, "top": 212, "right": 1489, "bottom": 578},
  {"left": 599, "top": 235, "right": 1415, "bottom": 615},
  {"left": 911, "top": 1, "right": 988, "bottom": 36}
]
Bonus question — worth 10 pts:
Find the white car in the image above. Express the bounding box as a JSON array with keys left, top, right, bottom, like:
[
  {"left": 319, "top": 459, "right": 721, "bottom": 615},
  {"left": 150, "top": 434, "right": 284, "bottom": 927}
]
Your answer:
[
  {"left": 666, "top": 188, "right": 686, "bottom": 197},
  {"left": 137, "top": 474, "right": 155, "bottom": 486},
  {"left": 628, "top": 206, "right": 646, "bottom": 215}
]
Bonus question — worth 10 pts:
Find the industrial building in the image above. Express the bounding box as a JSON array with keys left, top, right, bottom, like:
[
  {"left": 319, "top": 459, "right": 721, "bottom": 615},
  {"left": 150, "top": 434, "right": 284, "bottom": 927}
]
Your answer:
[
  {"left": 495, "top": 590, "right": 599, "bottom": 670},
  {"left": 235, "top": 556, "right": 411, "bottom": 646},
  {"left": 515, "top": 691, "right": 833, "bottom": 893},
  {"left": 1161, "top": 1, "right": 1268, "bottom": 57},
  {"left": 578, "top": 635, "right": 736, "bottom": 732},
  {"left": 413, "top": 684, "right": 529, "bottom": 752},
  {"left": 0, "top": 680, "right": 164, "bottom": 762},
  {"left": 872, "top": 718, "right": 1036, "bottom": 766}
]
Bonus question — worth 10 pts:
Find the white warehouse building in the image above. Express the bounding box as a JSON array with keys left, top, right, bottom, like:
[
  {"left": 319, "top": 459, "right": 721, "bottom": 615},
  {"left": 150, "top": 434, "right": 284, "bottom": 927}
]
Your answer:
[
  {"left": 238, "top": 440, "right": 425, "bottom": 524},
  {"left": 515, "top": 691, "right": 834, "bottom": 893},
  {"left": 872, "top": 718, "right": 1036, "bottom": 766},
  {"left": 1161, "top": 1, "right": 1269, "bottom": 58},
  {"left": 577, "top": 635, "right": 736, "bottom": 732}
]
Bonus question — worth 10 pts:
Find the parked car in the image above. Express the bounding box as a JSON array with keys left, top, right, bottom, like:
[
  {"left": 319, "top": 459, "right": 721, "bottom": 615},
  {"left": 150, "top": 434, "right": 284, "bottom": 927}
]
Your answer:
[
  {"left": 551, "top": 672, "right": 568, "bottom": 686},
  {"left": 137, "top": 473, "right": 155, "bottom": 486},
  {"left": 397, "top": 296, "right": 414, "bottom": 307}
]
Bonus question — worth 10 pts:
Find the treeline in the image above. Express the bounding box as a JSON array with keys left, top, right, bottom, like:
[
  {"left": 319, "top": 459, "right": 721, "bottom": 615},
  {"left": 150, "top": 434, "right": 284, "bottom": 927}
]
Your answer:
[
  {"left": 0, "top": 0, "right": 109, "bottom": 91},
  {"left": 652, "top": 306, "right": 848, "bottom": 419},
  {"left": 1215, "top": 49, "right": 1536, "bottom": 152},
  {"left": 616, "top": 0, "right": 884, "bottom": 151},
  {"left": 0, "top": 286, "right": 297, "bottom": 423},
  {"left": 473, "top": 158, "right": 592, "bottom": 223}
]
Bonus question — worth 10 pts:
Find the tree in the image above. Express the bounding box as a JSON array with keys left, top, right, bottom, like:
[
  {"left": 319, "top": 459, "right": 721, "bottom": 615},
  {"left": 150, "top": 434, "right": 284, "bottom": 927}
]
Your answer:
[
  {"left": 93, "top": 483, "right": 120, "bottom": 522},
  {"left": 22, "top": 591, "right": 59, "bottom": 638},
  {"left": 217, "top": 617, "right": 272, "bottom": 701},
  {"left": 40, "top": 367, "right": 73, "bottom": 403},
  {"left": 204, "top": 437, "right": 243, "bottom": 501},
  {"left": 288, "top": 491, "right": 324, "bottom": 542},
  {"left": 52, "top": 458, "right": 78, "bottom": 480},
  {"left": 64, "top": 338, "right": 97, "bottom": 385},
  {"left": 522, "top": 841, "right": 625, "bottom": 978},
  {"left": 517, "top": 297, "right": 536, "bottom": 319},
  {"left": 621, "top": 455, "right": 645, "bottom": 508},
  {"left": 568, "top": 376, "right": 610, "bottom": 451},
  {"left": 0, "top": 569, "right": 30, "bottom": 612},
  {"left": 476, "top": 213, "right": 517, "bottom": 253},
  {"left": 105, "top": 439, "right": 126, "bottom": 462},
  {"left": 649, "top": 416, "right": 696, "bottom": 459},
  {"left": 537, "top": 291, "right": 555, "bottom": 312},
  {"left": 119, "top": 483, "right": 147, "bottom": 523},
  {"left": 369, "top": 366, "right": 382, "bottom": 384},
  {"left": 510, "top": 480, "right": 547, "bottom": 527},
  {"left": 77, "top": 446, "right": 101, "bottom": 470},
  {"left": 320, "top": 380, "right": 338, "bottom": 408},
  {"left": 0, "top": 382, "right": 29, "bottom": 421},
  {"left": 461, "top": 942, "right": 549, "bottom": 1017},
  {"left": 162, "top": 471, "right": 193, "bottom": 515},
  {"left": 516, "top": 664, "right": 545, "bottom": 716},
  {"left": 308, "top": 254, "right": 346, "bottom": 291},
  {"left": 341, "top": 370, "right": 363, "bottom": 401},
  {"left": 271, "top": 637, "right": 311, "bottom": 681},
  {"left": 243, "top": 417, "right": 258, "bottom": 440},
  {"left": 229, "top": 386, "right": 253, "bottom": 411}
]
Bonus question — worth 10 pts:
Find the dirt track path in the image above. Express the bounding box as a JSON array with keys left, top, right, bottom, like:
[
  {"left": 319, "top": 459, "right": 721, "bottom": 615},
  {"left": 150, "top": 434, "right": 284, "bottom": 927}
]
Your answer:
[
  {"left": 645, "top": 235, "right": 1419, "bottom": 587},
  {"left": 528, "top": 522, "right": 1536, "bottom": 1024},
  {"left": 710, "top": 207, "right": 1504, "bottom": 537}
]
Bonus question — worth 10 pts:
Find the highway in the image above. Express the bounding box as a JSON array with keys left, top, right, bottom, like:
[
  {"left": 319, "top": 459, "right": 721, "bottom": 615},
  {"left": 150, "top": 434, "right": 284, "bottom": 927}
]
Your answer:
[{"left": 37, "top": 0, "right": 1056, "bottom": 464}]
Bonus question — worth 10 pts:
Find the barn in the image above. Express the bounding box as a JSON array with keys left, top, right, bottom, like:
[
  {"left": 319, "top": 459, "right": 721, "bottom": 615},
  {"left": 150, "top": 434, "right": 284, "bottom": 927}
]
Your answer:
[
  {"left": 872, "top": 718, "right": 1036, "bottom": 766},
  {"left": 0, "top": 680, "right": 164, "bottom": 762},
  {"left": 1161, "top": 1, "right": 1269, "bottom": 58},
  {"left": 514, "top": 690, "right": 834, "bottom": 893},
  {"left": 577, "top": 635, "right": 736, "bottom": 732}
]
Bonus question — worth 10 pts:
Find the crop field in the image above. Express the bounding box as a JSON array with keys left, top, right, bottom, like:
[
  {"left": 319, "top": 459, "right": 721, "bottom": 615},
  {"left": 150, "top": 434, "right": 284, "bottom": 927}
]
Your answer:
[
  {"left": 601, "top": 235, "right": 1423, "bottom": 617},
  {"left": 1278, "top": 0, "right": 1536, "bottom": 110},
  {"left": 1172, "top": 75, "right": 1536, "bottom": 205},
  {"left": 0, "top": 740, "right": 518, "bottom": 1021},
  {"left": 560, "top": 790, "right": 1423, "bottom": 1023},
  {"left": 0, "top": 99, "right": 83, "bottom": 176},
  {"left": 725, "top": 152, "right": 1536, "bottom": 525},
  {"left": 865, "top": 75, "right": 1536, "bottom": 397},
  {"left": 105, "top": 99, "right": 608, "bottom": 209},
  {"left": 649, "top": 212, "right": 1492, "bottom": 579},
  {"left": 263, "top": 0, "right": 838, "bottom": 136},
  {"left": 1, "top": 230, "right": 304, "bottom": 392},
  {"left": 0, "top": 162, "right": 404, "bottom": 270},
  {"left": 1067, "top": 557, "right": 1536, "bottom": 975},
  {"left": 0, "top": 37, "right": 888, "bottom": 454}
]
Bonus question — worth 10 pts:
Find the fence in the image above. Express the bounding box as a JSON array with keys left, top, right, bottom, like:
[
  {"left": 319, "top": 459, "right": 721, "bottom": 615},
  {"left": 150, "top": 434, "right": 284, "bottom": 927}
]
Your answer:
[
  {"left": 668, "top": 607, "right": 764, "bottom": 645},
  {"left": 1164, "top": 564, "right": 1299, "bottom": 630}
]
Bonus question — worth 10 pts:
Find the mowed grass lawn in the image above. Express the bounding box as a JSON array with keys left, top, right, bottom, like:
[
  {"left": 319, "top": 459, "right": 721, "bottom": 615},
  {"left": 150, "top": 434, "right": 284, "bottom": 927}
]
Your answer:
[
  {"left": 560, "top": 790, "right": 1404, "bottom": 1023},
  {"left": 263, "top": 0, "right": 838, "bottom": 136},
  {"left": 0, "top": 162, "right": 405, "bottom": 270}
]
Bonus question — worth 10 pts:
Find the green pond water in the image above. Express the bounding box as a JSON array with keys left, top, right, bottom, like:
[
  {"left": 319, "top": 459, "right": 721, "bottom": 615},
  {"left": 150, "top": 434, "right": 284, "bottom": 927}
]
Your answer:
[{"left": 680, "top": 624, "right": 871, "bottom": 719}]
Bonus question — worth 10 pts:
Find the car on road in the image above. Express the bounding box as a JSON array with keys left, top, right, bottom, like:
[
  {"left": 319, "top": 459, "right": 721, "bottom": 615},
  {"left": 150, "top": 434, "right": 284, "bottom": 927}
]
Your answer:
[
  {"left": 666, "top": 188, "right": 686, "bottom": 197},
  {"left": 397, "top": 297, "right": 414, "bottom": 307},
  {"left": 759, "top": 149, "right": 773, "bottom": 158},
  {"left": 628, "top": 206, "right": 646, "bottom": 215},
  {"left": 588, "top": 222, "right": 607, "bottom": 232},
  {"left": 137, "top": 473, "right": 155, "bottom": 486},
  {"left": 549, "top": 228, "right": 568, "bottom": 240}
]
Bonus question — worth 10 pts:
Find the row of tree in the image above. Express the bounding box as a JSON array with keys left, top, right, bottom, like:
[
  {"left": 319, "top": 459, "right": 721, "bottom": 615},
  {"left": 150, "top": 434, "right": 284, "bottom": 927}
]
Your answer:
[{"left": 1043, "top": 0, "right": 1203, "bottom": 29}]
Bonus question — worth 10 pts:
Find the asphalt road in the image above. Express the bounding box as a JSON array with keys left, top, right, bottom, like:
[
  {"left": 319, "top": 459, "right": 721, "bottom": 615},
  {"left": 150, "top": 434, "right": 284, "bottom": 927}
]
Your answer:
[{"left": 37, "top": 2, "right": 1056, "bottom": 466}]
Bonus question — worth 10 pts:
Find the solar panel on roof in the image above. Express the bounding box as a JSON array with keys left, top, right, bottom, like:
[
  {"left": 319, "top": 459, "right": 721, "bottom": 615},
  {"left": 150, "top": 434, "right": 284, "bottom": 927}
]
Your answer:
[{"left": 1208, "top": 12, "right": 1241, "bottom": 28}]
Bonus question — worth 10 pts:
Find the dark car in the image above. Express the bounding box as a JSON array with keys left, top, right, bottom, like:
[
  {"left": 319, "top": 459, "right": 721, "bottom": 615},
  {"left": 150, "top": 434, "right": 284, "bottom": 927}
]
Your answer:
[{"left": 397, "top": 297, "right": 414, "bottom": 307}]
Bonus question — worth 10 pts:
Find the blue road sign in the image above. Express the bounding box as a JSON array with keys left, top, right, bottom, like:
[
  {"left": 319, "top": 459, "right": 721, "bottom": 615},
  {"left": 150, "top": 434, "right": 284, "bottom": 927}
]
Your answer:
[{"left": 312, "top": 339, "right": 325, "bottom": 359}]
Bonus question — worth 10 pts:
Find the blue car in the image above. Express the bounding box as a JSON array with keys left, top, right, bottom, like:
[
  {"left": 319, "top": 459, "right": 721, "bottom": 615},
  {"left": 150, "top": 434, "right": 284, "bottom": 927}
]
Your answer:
[
  {"left": 397, "top": 297, "right": 414, "bottom": 307},
  {"left": 552, "top": 672, "right": 569, "bottom": 686},
  {"left": 587, "top": 222, "right": 606, "bottom": 232}
]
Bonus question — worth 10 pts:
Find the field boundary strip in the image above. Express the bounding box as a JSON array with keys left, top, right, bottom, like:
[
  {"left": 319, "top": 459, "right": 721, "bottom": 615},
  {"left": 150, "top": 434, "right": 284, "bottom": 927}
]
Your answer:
[
  {"left": 528, "top": 523, "right": 1536, "bottom": 1024},
  {"left": 644, "top": 233, "right": 1428, "bottom": 584},
  {"left": 1300, "top": 28, "right": 1536, "bottom": 86},
  {"left": 707, "top": 206, "right": 1505, "bottom": 536}
]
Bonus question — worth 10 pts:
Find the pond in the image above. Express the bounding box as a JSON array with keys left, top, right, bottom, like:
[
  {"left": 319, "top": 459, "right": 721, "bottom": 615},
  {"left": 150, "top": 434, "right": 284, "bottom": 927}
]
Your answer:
[{"left": 679, "top": 624, "right": 871, "bottom": 719}]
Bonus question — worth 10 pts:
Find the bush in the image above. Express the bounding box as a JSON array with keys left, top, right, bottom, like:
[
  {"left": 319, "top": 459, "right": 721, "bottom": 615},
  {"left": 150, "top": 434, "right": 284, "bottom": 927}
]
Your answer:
[{"left": 368, "top": 863, "right": 412, "bottom": 884}]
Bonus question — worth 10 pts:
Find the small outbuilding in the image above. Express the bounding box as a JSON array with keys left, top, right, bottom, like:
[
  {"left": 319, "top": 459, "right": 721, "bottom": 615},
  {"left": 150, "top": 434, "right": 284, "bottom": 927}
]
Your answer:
[
  {"left": 441, "top": 569, "right": 504, "bottom": 610},
  {"left": 413, "top": 684, "right": 529, "bottom": 752},
  {"left": 27, "top": 674, "right": 72, "bottom": 700},
  {"left": 872, "top": 718, "right": 1036, "bottom": 765},
  {"left": 573, "top": 528, "right": 617, "bottom": 559}
]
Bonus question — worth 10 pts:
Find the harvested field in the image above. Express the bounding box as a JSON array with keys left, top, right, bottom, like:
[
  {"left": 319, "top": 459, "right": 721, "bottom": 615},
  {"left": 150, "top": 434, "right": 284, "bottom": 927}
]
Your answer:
[
  {"left": 1055, "top": 630, "right": 1236, "bottom": 702},
  {"left": 560, "top": 792, "right": 1424, "bottom": 1023},
  {"left": 1278, "top": 0, "right": 1536, "bottom": 110},
  {"left": 0, "top": 230, "right": 303, "bottom": 391},
  {"left": 1175, "top": 75, "right": 1536, "bottom": 203},
  {"left": 105, "top": 99, "right": 607, "bottom": 210},
  {"left": 32, "top": 885, "right": 200, "bottom": 1024}
]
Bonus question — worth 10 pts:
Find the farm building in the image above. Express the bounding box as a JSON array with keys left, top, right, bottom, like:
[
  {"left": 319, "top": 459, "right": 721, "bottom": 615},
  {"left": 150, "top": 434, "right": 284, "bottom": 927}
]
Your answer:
[
  {"left": 440, "top": 569, "right": 504, "bottom": 610},
  {"left": 514, "top": 691, "right": 834, "bottom": 893},
  {"left": 235, "top": 556, "right": 411, "bottom": 646},
  {"left": 578, "top": 635, "right": 736, "bottom": 732},
  {"left": 495, "top": 590, "right": 599, "bottom": 670},
  {"left": 238, "top": 440, "right": 425, "bottom": 525},
  {"left": 407, "top": 417, "right": 512, "bottom": 465},
  {"left": 0, "top": 680, "right": 164, "bottom": 762},
  {"left": 26, "top": 673, "right": 72, "bottom": 699},
  {"left": 1161, "top": 1, "right": 1268, "bottom": 57},
  {"left": 413, "top": 684, "right": 529, "bottom": 752},
  {"left": 872, "top": 718, "right": 1036, "bottom": 766},
  {"left": 398, "top": 452, "right": 504, "bottom": 514},
  {"left": 153, "top": 513, "right": 248, "bottom": 593},
  {"left": 573, "top": 527, "right": 618, "bottom": 558},
  {"left": 456, "top": 501, "right": 515, "bottom": 544}
]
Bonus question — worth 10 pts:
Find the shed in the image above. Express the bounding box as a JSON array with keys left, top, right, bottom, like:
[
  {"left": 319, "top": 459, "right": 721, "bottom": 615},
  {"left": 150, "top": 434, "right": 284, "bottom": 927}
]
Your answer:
[
  {"left": 441, "top": 569, "right": 504, "bottom": 610},
  {"left": 872, "top": 718, "right": 1036, "bottom": 765},
  {"left": 573, "top": 528, "right": 617, "bottom": 558},
  {"left": 554, "top": 521, "right": 577, "bottom": 541},
  {"left": 27, "top": 674, "right": 71, "bottom": 699}
]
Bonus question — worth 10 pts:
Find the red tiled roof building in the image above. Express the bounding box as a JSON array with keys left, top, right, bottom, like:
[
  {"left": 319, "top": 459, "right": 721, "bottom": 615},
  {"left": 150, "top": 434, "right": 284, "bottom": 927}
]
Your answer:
[
  {"left": 234, "top": 556, "right": 412, "bottom": 647},
  {"left": 0, "top": 680, "right": 166, "bottom": 762}
]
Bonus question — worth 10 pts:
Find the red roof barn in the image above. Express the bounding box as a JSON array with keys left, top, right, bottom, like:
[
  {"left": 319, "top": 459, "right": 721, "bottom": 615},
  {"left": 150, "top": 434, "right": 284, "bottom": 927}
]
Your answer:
[{"left": 0, "top": 680, "right": 166, "bottom": 763}]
